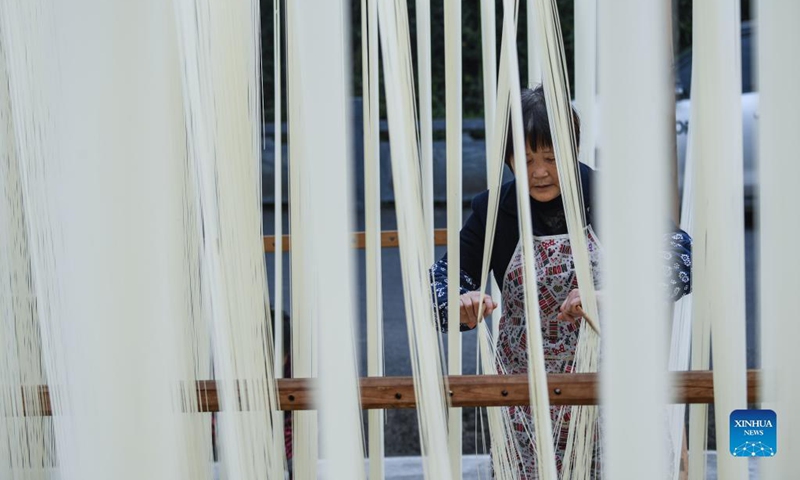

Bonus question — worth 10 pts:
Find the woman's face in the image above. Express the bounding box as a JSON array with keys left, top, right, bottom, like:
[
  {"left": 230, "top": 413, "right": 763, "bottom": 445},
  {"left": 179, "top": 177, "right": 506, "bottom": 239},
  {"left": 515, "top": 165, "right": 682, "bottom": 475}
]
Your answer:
[{"left": 511, "top": 143, "right": 561, "bottom": 202}]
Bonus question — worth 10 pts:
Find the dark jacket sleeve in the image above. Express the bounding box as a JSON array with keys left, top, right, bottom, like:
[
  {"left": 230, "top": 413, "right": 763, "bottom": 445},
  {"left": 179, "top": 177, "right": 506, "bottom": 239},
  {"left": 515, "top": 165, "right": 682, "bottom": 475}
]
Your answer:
[
  {"left": 662, "top": 228, "right": 693, "bottom": 301},
  {"left": 429, "top": 193, "right": 490, "bottom": 332}
]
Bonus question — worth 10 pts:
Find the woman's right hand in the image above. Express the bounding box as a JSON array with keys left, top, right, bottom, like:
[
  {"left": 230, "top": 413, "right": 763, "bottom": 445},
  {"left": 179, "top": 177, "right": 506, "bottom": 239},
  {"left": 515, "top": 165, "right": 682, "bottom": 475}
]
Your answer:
[{"left": 459, "top": 291, "right": 497, "bottom": 329}]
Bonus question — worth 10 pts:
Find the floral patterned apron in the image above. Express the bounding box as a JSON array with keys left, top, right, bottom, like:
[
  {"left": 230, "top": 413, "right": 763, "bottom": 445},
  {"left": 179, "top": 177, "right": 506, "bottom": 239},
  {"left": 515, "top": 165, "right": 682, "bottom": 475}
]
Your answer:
[{"left": 495, "top": 226, "right": 602, "bottom": 479}]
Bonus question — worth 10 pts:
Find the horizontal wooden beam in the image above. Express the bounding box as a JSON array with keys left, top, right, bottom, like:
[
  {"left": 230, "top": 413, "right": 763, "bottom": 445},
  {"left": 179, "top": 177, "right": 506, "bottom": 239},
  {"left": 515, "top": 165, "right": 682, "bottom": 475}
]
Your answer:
[
  {"left": 263, "top": 229, "right": 448, "bottom": 253},
  {"left": 277, "top": 370, "right": 761, "bottom": 410},
  {"left": 26, "top": 370, "right": 760, "bottom": 416}
]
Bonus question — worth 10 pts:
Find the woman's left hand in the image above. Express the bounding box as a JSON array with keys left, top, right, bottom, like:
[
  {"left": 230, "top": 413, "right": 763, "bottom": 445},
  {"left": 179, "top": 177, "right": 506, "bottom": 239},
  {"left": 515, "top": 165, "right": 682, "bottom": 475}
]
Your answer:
[{"left": 557, "top": 289, "right": 584, "bottom": 324}]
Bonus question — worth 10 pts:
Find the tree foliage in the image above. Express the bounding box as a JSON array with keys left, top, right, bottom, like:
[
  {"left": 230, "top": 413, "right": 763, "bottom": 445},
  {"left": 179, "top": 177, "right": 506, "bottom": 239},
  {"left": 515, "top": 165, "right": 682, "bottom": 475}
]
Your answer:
[{"left": 260, "top": 0, "right": 751, "bottom": 122}]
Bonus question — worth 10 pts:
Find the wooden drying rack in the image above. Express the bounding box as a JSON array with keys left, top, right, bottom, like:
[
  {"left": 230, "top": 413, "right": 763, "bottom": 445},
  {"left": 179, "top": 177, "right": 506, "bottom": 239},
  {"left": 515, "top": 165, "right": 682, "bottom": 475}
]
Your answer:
[
  {"left": 260, "top": 229, "right": 761, "bottom": 411},
  {"left": 26, "top": 230, "right": 763, "bottom": 417},
  {"left": 27, "top": 371, "right": 761, "bottom": 416},
  {"left": 262, "top": 229, "right": 449, "bottom": 252}
]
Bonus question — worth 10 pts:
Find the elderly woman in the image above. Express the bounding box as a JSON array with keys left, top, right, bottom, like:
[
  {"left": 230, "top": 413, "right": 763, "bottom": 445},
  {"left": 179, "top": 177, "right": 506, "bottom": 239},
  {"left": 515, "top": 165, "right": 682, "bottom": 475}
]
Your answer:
[{"left": 430, "top": 85, "right": 692, "bottom": 478}]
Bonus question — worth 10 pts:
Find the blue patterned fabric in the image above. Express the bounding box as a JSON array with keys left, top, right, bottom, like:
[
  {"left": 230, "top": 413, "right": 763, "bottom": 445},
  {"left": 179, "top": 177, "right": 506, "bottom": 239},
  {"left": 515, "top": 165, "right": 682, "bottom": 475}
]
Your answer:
[
  {"left": 429, "top": 259, "right": 478, "bottom": 332},
  {"left": 663, "top": 231, "right": 693, "bottom": 301}
]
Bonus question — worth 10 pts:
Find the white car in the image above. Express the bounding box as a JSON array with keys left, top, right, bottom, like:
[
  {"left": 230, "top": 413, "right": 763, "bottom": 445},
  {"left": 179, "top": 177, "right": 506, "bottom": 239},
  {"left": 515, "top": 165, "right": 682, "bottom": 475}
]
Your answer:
[{"left": 674, "top": 21, "right": 757, "bottom": 210}]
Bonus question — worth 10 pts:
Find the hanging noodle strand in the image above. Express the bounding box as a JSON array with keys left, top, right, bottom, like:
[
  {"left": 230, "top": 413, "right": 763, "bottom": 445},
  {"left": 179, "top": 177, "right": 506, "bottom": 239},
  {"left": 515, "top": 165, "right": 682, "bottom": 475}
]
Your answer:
[
  {"left": 377, "top": 0, "right": 453, "bottom": 477},
  {"left": 362, "top": 0, "right": 386, "bottom": 477}
]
